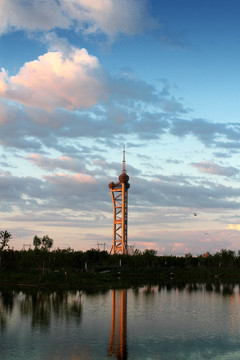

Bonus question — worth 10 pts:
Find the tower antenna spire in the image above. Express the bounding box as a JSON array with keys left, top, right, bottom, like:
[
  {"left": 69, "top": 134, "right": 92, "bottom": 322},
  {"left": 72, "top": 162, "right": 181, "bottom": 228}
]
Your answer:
[{"left": 122, "top": 145, "right": 126, "bottom": 173}]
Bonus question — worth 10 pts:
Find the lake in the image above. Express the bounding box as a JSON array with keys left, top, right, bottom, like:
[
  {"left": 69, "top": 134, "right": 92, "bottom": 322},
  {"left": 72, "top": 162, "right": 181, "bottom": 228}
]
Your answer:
[{"left": 1, "top": 282, "right": 240, "bottom": 359}]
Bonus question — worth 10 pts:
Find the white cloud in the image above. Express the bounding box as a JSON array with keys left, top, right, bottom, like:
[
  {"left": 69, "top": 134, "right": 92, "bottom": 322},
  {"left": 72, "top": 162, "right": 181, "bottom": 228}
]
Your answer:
[
  {"left": 61, "top": 0, "right": 157, "bottom": 38},
  {"left": 0, "top": 0, "right": 70, "bottom": 34},
  {"left": 0, "top": 48, "right": 108, "bottom": 110}
]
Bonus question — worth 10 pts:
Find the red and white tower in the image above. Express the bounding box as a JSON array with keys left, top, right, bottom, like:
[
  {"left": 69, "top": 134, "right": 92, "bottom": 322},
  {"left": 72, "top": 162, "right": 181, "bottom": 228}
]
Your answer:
[{"left": 108, "top": 147, "right": 130, "bottom": 254}]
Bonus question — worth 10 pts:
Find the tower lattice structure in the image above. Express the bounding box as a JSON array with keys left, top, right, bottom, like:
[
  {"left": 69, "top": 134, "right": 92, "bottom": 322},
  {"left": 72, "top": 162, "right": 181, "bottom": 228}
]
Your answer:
[{"left": 108, "top": 148, "right": 130, "bottom": 254}]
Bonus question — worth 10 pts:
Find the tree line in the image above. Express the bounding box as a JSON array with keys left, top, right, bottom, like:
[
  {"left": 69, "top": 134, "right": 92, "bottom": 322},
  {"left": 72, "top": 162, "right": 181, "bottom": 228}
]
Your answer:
[{"left": 1, "top": 230, "right": 240, "bottom": 284}]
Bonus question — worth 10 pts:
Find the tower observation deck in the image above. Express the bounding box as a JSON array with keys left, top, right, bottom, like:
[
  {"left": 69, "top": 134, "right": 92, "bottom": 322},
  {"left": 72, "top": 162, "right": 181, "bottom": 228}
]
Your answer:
[{"left": 108, "top": 147, "right": 130, "bottom": 254}]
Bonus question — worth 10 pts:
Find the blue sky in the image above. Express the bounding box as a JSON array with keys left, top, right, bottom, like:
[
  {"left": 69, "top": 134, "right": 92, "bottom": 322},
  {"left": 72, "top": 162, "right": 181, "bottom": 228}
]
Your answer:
[{"left": 0, "top": 0, "right": 239, "bottom": 254}]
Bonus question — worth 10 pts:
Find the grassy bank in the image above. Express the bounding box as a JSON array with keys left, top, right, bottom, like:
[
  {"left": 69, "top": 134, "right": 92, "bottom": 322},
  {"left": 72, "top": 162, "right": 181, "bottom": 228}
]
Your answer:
[{"left": 0, "top": 263, "right": 240, "bottom": 291}]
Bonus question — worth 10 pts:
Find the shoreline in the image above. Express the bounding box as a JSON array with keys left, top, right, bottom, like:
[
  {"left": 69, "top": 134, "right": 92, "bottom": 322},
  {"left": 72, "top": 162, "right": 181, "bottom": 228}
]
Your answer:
[{"left": 0, "top": 268, "right": 240, "bottom": 292}]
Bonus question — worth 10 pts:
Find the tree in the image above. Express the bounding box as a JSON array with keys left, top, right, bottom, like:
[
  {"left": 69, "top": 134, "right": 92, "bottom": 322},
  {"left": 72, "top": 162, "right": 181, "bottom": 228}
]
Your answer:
[
  {"left": 33, "top": 235, "right": 53, "bottom": 251},
  {"left": 0, "top": 230, "right": 12, "bottom": 251},
  {"left": 215, "top": 249, "right": 235, "bottom": 269},
  {"left": 143, "top": 249, "right": 157, "bottom": 256},
  {"left": 0, "top": 230, "right": 12, "bottom": 270},
  {"left": 33, "top": 235, "right": 53, "bottom": 282},
  {"left": 142, "top": 249, "right": 158, "bottom": 268},
  {"left": 133, "top": 249, "right": 142, "bottom": 256}
]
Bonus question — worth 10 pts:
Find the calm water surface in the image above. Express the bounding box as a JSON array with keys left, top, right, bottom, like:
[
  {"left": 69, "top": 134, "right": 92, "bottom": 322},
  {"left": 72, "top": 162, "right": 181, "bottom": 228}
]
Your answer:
[{"left": 1, "top": 283, "right": 240, "bottom": 359}]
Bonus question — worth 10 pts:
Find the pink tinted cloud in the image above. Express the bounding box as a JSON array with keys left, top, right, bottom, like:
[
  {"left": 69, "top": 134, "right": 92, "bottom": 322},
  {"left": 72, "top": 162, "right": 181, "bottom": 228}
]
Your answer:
[
  {"left": 43, "top": 172, "right": 96, "bottom": 185},
  {"left": 139, "top": 241, "right": 158, "bottom": 249},
  {"left": 191, "top": 161, "right": 238, "bottom": 177},
  {"left": 131, "top": 228, "right": 240, "bottom": 255},
  {"left": 0, "top": 48, "right": 107, "bottom": 111},
  {"left": 0, "top": 68, "right": 7, "bottom": 93},
  {"left": 27, "top": 154, "right": 83, "bottom": 172}
]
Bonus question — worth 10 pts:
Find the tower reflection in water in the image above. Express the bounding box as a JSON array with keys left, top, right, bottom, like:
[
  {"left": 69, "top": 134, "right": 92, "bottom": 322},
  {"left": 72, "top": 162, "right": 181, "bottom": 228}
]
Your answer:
[{"left": 108, "top": 289, "right": 128, "bottom": 359}]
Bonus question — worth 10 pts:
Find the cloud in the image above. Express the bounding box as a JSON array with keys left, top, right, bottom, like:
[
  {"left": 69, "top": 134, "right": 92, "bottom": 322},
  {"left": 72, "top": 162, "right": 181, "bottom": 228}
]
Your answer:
[
  {"left": 0, "top": 43, "right": 239, "bottom": 187},
  {"left": 0, "top": 170, "right": 108, "bottom": 214},
  {"left": 39, "top": 172, "right": 109, "bottom": 213},
  {"left": 157, "top": 30, "right": 192, "bottom": 51},
  {"left": 0, "top": 63, "right": 189, "bottom": 152},
  {"left": 1, "top": 165, "right": 240, "bottom": 252},
  {"left": 63, "top": 0, "right": 158, "bottom": 38},
  {"left": 43, "top": 172, "right": 96, "bottom": 185},
  {"left": 191, "top": 161, "right": 239, "bottom": 177},
  {"left": 0, "top": 99, "right": 47, "bottom": 150},
  {"left": 170, "top": 118, "right": 240, "bottom": 148},
  {"left": 0, "top": 90, "right": 239, "bottom": 155},
  {"left": 213, "top": 151, "right": 233, "bottom": 159},
  {"left": 0, "top": 171, "right": 44, "bottom": 211},
  {"left": 0, "top": 0, "right": 70, "bottom": 34},
  {"left": 26, "top": 154, "right": 87, "bottom": 173},
  {"left": 170, "top": 118, "right": 225, "bottom": 143},
  {"left": 227, "top": 224, "right": 240, "bottom": 231},
  {"left": 0, "top": 50, "right": 186, "bottom": 116},
  {"left": 0, "top": 0, "right": 157, "bottom": 39},
  {"left": 0, "top": 48, "right": 107, "bottom": 111},
  {"left": 131, "top": 175, "right": 240, "bottom": 210},
  {"left": 131, "top": 229, "right": 239, "bottom": 255},
  {"left": 0, "top": 68, "right": 7, "bottom": 94},
  {"left": 166, "top": 159, "right": 183, "bottom": 165},
  {"left": 2, "top": 162, "right": 240, "bottom": 220}
]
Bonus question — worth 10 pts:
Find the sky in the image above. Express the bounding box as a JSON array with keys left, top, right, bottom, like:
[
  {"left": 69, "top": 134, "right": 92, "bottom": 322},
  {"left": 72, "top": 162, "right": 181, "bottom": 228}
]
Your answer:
[{"left": 0, "top": 0, "right": 240, "bottom": 255}]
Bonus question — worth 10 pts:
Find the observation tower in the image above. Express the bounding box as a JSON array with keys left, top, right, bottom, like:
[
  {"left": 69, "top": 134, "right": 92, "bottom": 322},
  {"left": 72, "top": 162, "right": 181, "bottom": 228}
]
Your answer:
[{"left": 108, "top": 147, "right": 130, "bottom": 254}]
